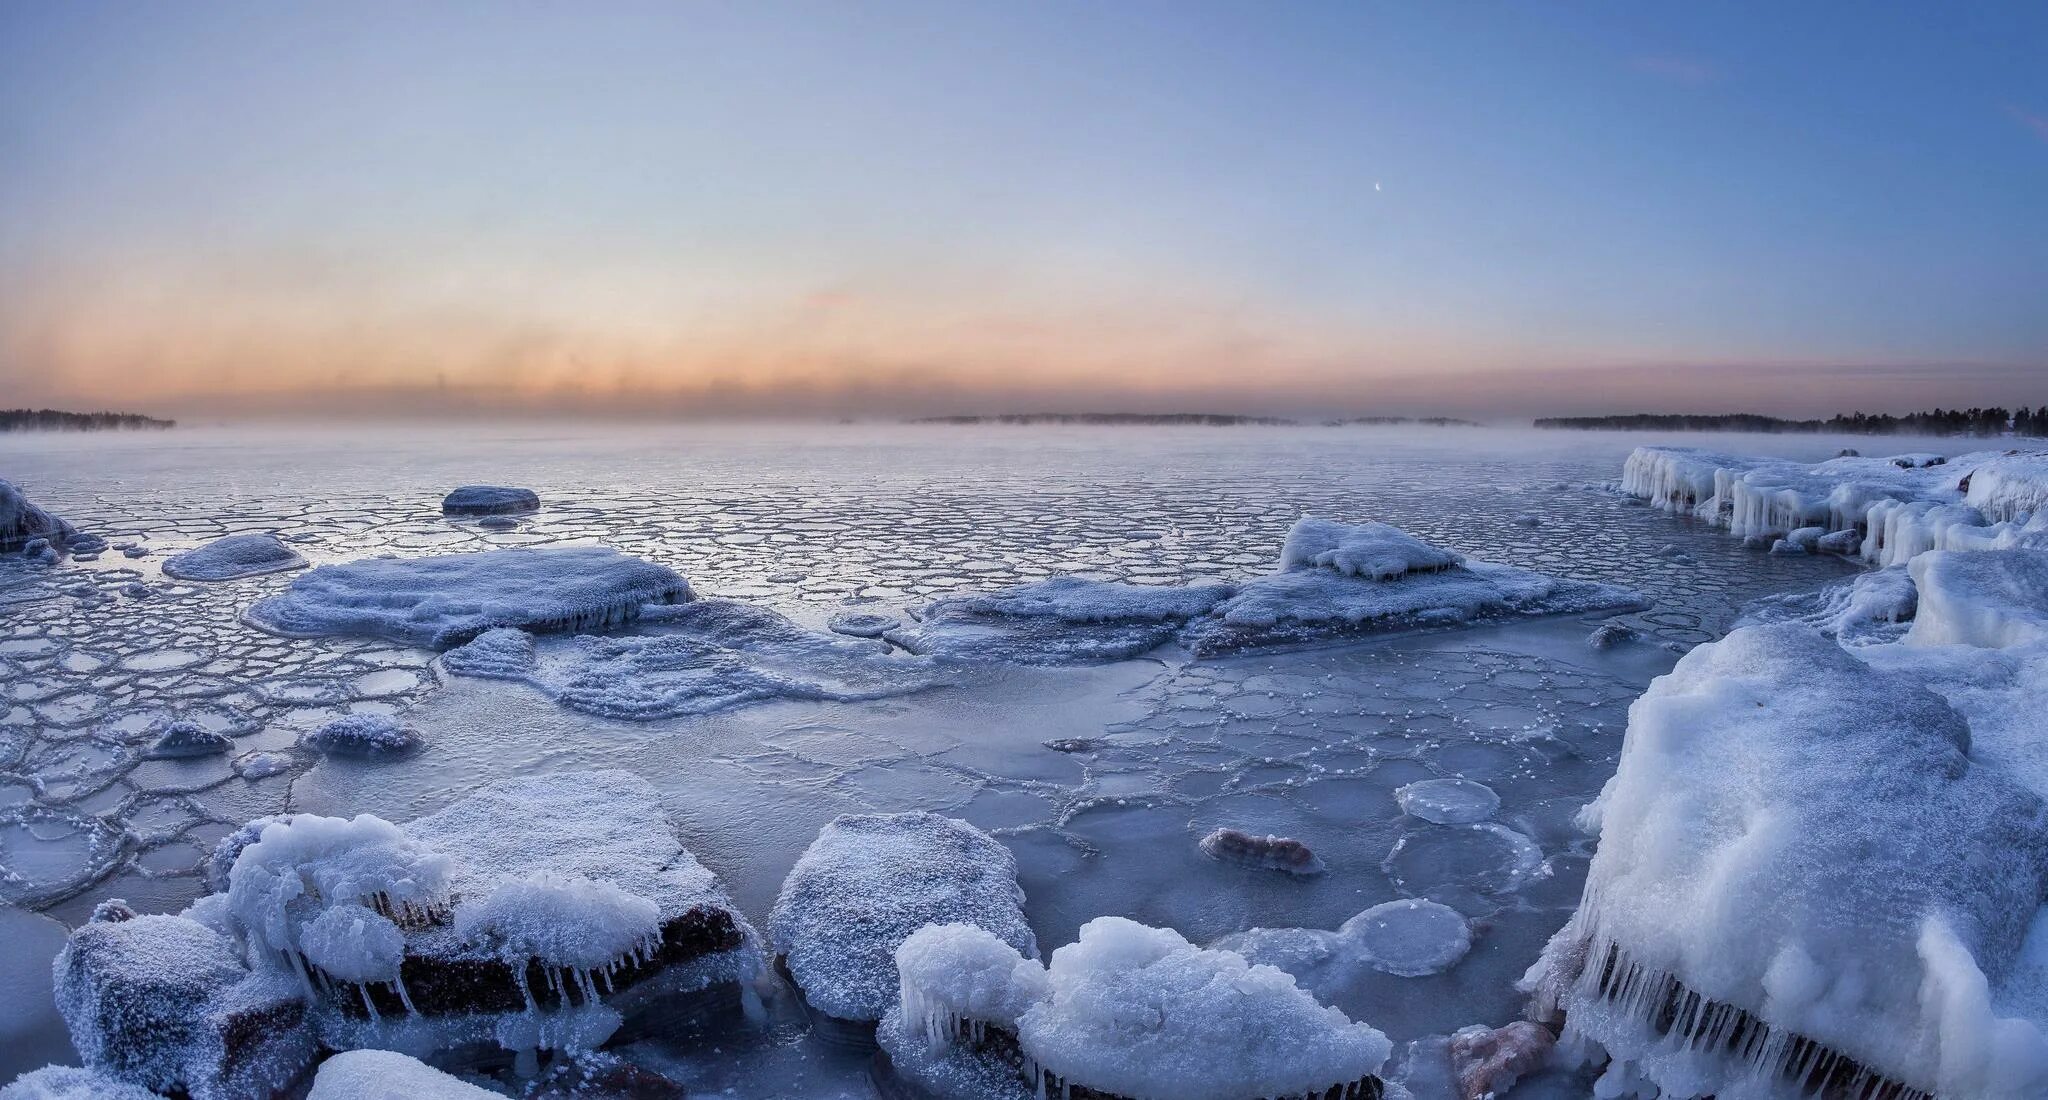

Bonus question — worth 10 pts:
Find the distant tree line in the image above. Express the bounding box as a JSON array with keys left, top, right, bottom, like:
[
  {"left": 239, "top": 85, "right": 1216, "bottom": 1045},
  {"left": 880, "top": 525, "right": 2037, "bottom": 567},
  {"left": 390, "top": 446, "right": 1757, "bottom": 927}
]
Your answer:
[
  {"left": 1, "top": 408, "right": 175, "bottom": 431},
  {"left": 1535, "top": 407, "right": 2048, "bottom": 438},
  {"left": 1323, "top": 415, "right": 1479, "bottom": 427},
  {"left": 908, "top": 412, "right": 1476, "bottom": 427}
]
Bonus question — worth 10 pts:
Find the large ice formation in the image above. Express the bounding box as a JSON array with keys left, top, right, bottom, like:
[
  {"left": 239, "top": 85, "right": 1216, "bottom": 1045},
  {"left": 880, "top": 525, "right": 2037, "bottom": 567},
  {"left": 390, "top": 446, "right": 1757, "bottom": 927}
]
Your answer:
[
  {"left": 244, "top": 546, "right": 691, "bottom": 648},
  {"left": 889, "top": 575, "right": 1234, "bottom": 663},
  {"left": 442, "top": 598, "right": 941, "bottom": 719},
  {"left": 1905, "top": 547, "right": 2048, "bottom": 648},
  {"left": 879, "top": 916, "right": 1391, "bottom": 1100},
  {"left": 0, "top": 480, "right": 92, "bottom": 556},
  {"left": 1526, "top": 622, "right": 2048, "bottom": 1099},
  {"left": 160, "top": 534, "right": 308, "bottom": 582},
  {"left": 440, "top": 485, "right": 540, "bottom": 516},
  {"left": 45, "top": 772, "right": 756, "bottom": 1096},
  {"left": 1620, "top": 445, "right": 2048, "bottom": 566},
  {"left": 770, "top": 812, "right": 1035, "bottom": 1023}
]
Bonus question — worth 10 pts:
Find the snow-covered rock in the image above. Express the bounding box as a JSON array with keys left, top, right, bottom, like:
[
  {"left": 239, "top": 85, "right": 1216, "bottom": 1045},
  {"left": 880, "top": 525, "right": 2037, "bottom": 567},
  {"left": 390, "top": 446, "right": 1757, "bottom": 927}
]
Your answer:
[
  {"left": 1197, "top": 827, "right": 1325, "bottom": 876},
  {"left": 891, "top": 576, "right": 1234, "bottom": 663},
  {"left": 302, "top": 713, "right": 423, "bottom": 757},
  {"left": 0, "top": 480, "right": 81, "bottom": 555},
  {"left": 244, "top": 547, "right": 691, "bottom": 648},
  {"left": 1281, "top": 517, "right": 1462, "bottom": 579},
  {"left": 440, "top": 485, "right": 540, "bottom": 516},
  {"left": 771, "top": 812, "right": 1035, "bottom": 1023},
  {"left": 161, "top": 534, "right": 308, "bottom": 582},
  {"left": 1526, "top": 623, "right": 2048, "bottom": 1099},
  {"left": 882, "top": 915, "right": 1391, "bottom": 1100},
  {"left": 142, "top": 718, "right": 234, "bottom": 759},
  {"left": 305, "top": 1049, "right": 500, "bottom": 1099},
  {"left": 1906, "top": 548, "right": 2048, "bottom": 649}
]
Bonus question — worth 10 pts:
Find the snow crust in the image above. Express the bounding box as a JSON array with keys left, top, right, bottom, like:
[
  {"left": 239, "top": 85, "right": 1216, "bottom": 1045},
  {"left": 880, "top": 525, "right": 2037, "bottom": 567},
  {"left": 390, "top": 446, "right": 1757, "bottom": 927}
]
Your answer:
[
  {"left": 160, "top": 534, "right": 308, "bottom": 581},
  {"left": 244, "top": 546, "right": 691, "bottom": 648},
  {"left": 440, "top": 485, "right": 540, "bottom": 516},
  {"left": 770, "top": 812, "right": 1035, "bottom": 1022},
  {"left": 306, "top": 1049, "right": 501, "bottom": 1099}
]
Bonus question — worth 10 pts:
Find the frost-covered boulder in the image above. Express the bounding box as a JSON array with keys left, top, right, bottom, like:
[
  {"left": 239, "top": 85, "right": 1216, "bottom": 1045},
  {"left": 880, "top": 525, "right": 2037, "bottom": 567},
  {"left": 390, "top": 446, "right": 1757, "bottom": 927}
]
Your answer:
[
  {"left": 891, "top": 576, "right": 1235, "bottom": 663},
  {"left": 771, "top": 812, "right": 1035, "bottom": 1024},
  {"left": 1197, "top": 827, "right": 1325, "bottom": 876},
  {"left": 878, "top": 916, "right": 1391, "bottom": 1100},
  {"left": 244, "top": 547, "right": 691, "bottom": 648},
  {"left": 1906, "top": 548, "right": 2048, "bottom": 649},
  {"left": 303, "top": 713, "right": 423, "bottom": 757},
  {"left": 1526, "top": 624, "right": 2048, "bottom": 1100},
  {"left": 53, "top": 911, "right": 316, "bottom": 1100},
  {"left": 0, "top": 480, "right": 85, "bottom": 555},
  {"left": 142, "top": 718, "right": 234, "bottom": 759},
  {"left": 441, "top": 485, "right": 541, "bottom": 516},
  {"left": 161, "top": 534, "right": 308, "bottom": 582},
  {"left": 1182, "top": 517, "right": 1641, "bottom": 655}
]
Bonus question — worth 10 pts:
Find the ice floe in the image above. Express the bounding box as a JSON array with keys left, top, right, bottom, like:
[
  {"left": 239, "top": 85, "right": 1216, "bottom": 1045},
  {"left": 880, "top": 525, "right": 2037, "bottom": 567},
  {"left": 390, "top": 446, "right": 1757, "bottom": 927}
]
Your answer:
[
  {"left": 244, "top": 546, "right": 691, "bottom": 648},
  {"left": 1217, "top": 898, "right": 1475, "bottom": 996},
  {"left": 1394, "top": 778, "right": 1500, "bottom": 825},
  {"left": 889, "top": 575, "right": 1234, "bottom": 663},
  {"left": 160, "top": 535, "right": 308, "bottom": 582},
  {"left": 440, "top": 485, "right": 540, "bottom": 516},
  {"left": 770, "top": 812, "right": 1035, "bottom": 1024}
]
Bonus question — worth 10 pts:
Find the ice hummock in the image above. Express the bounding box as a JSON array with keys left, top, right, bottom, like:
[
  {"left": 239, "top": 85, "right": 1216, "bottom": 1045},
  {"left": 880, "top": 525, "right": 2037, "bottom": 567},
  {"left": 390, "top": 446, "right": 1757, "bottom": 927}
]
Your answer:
[
  {"left": 440, "top": 485, "right": 540, "bottom": 516},
  {"left": 882, "top": 915, "right": 1391, "bottom": 1100},
  {"left": 770, "top": 812, "right": 1036, "bottom": 1023},
  {"left": 244, "top": 546, "right": 691, "bottom": 648},
  {"left": 160, "top": 534, "right": 308, "bottom": 582},
  {"left": 889, "top": 576, "right": 1234, "bottom": 663},
  {"left": 1525, "top": 623, "right": 2048, "bottom": 1099}
]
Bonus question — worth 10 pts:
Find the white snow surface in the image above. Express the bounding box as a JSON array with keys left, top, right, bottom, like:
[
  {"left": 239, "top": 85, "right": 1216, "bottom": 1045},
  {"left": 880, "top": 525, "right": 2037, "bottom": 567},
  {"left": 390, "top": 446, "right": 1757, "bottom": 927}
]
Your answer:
[
  {"left": 896, "top": 923, "right": 1050, "bottom": 1039},
  {"left": 1014, "top": 916, "right": 1392, "bottom": 1100},
  {"left": 0, "top": 1067, "right": 163, "bottom": 1100},
  {"left": 1967, "top": 455, "right": 2048, "bottom": 523},
  {"left": 1906, "top": 549, "right": 2048, "bottom": 648},
  {"left": 770, "top": 812, "right": 1035, "bottom": 1022},
  {"left": 1534, "top": 623, "right": 2048, "bottom": 1098},
  {"left": 160, "top": 534, "right": 308, "bottom": 582},
  {"left": 305, "top": 1049, "right": 501, "bottom": 1099},
  {"left": 243, "top": 546, "right": 691, "bottom": 649},
  {"left": 1281, "top": 517, "right": 1462, "bottom": 579}
]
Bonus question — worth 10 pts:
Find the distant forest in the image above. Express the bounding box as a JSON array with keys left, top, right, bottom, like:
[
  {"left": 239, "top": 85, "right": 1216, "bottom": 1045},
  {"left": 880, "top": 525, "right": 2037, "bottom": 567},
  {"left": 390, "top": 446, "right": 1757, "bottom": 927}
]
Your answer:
[
  {"left": 1534, "top": 406, "right": 2048, "bottom": 438},
  {"left": 909, "top": 413, "right": 1476, "bottom": 427},
  {"left": 1, "top": 408, "right": 176, "bottom": 432}
]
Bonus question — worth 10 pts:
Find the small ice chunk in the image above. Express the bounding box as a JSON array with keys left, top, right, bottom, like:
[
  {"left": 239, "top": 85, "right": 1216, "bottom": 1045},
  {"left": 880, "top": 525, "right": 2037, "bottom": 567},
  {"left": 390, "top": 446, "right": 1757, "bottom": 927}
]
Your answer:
[
  {"left": 827, "top": 609, "right": 901, "bottom": 638},
  {"left": 306, "top": 1049, "right": 502, "bottom": 1099},
  {"left": 1394, "top": 778, "right": 1500, "bottom": 824},
  {"left": 771, "top": 812, "right": 1036, "bottom": 1022},
  {"left": 141, "top": 718, "right": 233, "bottom": 759},
  {"left": 440, "top": 485, "right": 540, "bottom": 516},
  {"left": 160, "top": 534, "right": 308, "bottom": 581},
  {"left": 1198, "top": 827, "right": 1325, "bottom": 876},
  {"left": 303, "top": 713, "right": 423, "bottom": 757},
  {"left": 233, "top": 752, "right": 292, "bottom": 782},
  {"left": 244, "top": 546, "right": 691, "bottom": 649},
  {"left": 1338, "top": 899, "right": 1472, "bottom": 978}
]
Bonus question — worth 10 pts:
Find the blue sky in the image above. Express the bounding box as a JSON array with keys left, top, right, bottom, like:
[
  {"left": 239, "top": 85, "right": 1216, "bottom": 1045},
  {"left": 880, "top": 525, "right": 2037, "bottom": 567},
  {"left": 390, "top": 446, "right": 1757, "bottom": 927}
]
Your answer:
[{"left": 2, "top": 1, "right": 2043, "bottom": 416}]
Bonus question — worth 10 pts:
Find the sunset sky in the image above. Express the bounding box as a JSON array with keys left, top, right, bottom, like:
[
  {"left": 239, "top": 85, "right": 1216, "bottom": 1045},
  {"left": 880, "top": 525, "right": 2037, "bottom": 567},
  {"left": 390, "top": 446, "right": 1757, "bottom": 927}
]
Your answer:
[{"left": 3, "top": 1, "right": 2044, "bottom": 419}]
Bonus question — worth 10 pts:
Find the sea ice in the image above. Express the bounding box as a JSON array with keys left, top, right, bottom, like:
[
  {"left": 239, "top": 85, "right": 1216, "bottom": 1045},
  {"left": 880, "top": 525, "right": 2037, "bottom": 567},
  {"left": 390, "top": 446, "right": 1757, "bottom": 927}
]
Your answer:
[
  {"left": 244, "top": 546, "right": 691, "bottom": 648},
  {"left": 440, "top": 485, "right": 540, "bottom": 516},
  {"left": 770, "top": 812, "right": 1035, "bottom": 1023},
  {"left": 302, "top": 713, "right": 424, "bottom": 757},
  {"left": 160, "top": 534, "right": 308, "bottom": 582},
  {"left": 891, "top": 575, "right": 1234, "bottom": 663},
  {"left": 1216, "top": 898, "right": 1475, "bottom": 994},
  {"left": 1394, "top": 778, "right": 1500, "bottom": 825}
]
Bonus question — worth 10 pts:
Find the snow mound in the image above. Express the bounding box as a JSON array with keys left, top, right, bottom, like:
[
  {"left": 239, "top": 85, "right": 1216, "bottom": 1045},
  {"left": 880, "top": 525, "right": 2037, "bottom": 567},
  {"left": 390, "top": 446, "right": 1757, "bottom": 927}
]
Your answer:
[
  {"left": 893, "top": 576, "right": 1233, "bottom": 664},
  {"left": 1281, "top": 517, "right": 1462, "bottom": 579},
  {"left": 0, "top": 480, "right": 84, "bottom": 555},
  {"left": 244, "top": 547, "right": 691, "bottom": 649},
  {"left": 1907, "top": 549, "right": 2048, "bottom": 648},
  {"left": 771, "top": 812, "right": 1035, "bottom": 1022},
  {"left": 306, "top": 1050, "right": 500, "bottom": 1099},
  {"left": 303, "top": 713, "right": 423, "bottom": 757},
  {"left": 0, "top": 1067, "right": 163, "bottom": 1100},
  {"left": 142, "top": 718, "right": 234, "bottom": 759},
  {"left": 160, "top": 534, "right": 308, "bottom": 581},
  {"left": 1527, "top": 623, "right": 2048, "bottom": 1099},
  {"left": 226, "top": 813, "right": 457, "bottom": 963},
  {"left": 440, "top": 485, "right": 540, "bottom": 516},
  {"left": 451, "top": 599, "right": 940, "bottom": 720},
  {"left": 1394, "top": 778, "right": 1500, "bottom": 824},
  {"left": 1198, "top": 827, "right": 1325, "bottom": 876}
]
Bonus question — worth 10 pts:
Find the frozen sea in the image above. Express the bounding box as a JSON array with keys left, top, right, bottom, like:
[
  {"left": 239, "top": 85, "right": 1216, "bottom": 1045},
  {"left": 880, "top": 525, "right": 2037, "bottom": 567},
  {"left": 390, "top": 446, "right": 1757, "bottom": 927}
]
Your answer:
[{"left": 0, "top": 422, "right": 1899, "bottom": 1094}]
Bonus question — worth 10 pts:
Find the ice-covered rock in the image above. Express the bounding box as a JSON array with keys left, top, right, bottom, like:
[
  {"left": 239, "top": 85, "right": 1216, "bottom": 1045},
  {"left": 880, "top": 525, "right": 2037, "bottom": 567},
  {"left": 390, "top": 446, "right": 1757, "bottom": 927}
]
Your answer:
[
  {"left": 771, "top": 812, "right": 1035, "bottom": 1023},
  {"left": 160, "top": 534, "right": 308, "bottom": 582},
  {"left": 142, "top": 718, "right": 234, "bottom": 759},
  {"left": 441, "top": 485, "right": 541, "bottom": 516},
  {"left": 1394, "top": 778, "right": 1500, "bottom": 825},
  {"left": 1526, "top": 624, "right": 2048, "bottom": 1099},
  {"left": 0, "top": 480, "right": 85, "bottom": 555},
  {"left": 1585, "top": 622, "right": 1641, "bottom": 650},
  {"left": 0, "top": 1066, "right": 165, "bottom": 1100},
  {"left": 1736, "top": 565, "right": 1918, "bottom": 644},
  {"left": 303, "top": 713, "right": 424, "bottom": 757},
  {"left": 1447, "top": 1021, "right": 1555, "bottom": 1100},
  {"left": 244, "top": 547, "right": 691, "bottom": 648},
  {"left": 305, "top": 1049, "right": 500, "bottom": 1099},
  {"left": 1906, "top": 548, "right": 2048, "bottom": 648},
  {"left": 1197, "top": 826, "right": 1325, "bottom": 876},
  {"left": 891, "top": 576, "right": 1234, "bottom": 663},
  {"left": 883, "top": 915, "right": 1391, "bottom": 1100},
  {"left": 53, "top": 913, "right": 317, "bottom": 1099},
  {"left": 1281, "top": 517, "right": 1462, "bottom": 579}
]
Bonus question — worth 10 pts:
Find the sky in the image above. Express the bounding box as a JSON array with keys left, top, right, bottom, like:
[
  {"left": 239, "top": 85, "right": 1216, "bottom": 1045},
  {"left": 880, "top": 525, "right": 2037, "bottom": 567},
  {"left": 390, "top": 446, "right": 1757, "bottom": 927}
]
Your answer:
[{"left": 2, "top": 1, "right": 2044, "bottom": 420}]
